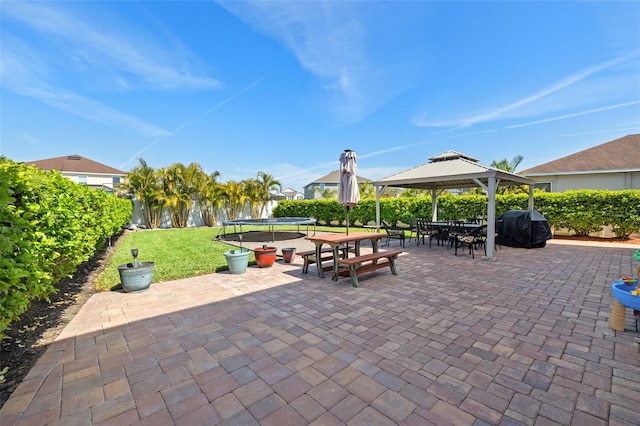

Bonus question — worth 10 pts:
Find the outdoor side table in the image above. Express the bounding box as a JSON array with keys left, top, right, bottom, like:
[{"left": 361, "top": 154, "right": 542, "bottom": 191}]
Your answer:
[{"left": 609, "top": 280, "right": 640, "bottom": 331}]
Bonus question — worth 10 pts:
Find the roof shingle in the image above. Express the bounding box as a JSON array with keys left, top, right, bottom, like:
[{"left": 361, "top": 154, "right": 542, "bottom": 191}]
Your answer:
[
  {"left": 521, "top": 134, "right": 640, "bottom": 175},
  {"left": 24, "top": 155, "right": 125, "bottom": 175},
  {"left": 312, "top": 170, "right": 372, "bottom": 184}
]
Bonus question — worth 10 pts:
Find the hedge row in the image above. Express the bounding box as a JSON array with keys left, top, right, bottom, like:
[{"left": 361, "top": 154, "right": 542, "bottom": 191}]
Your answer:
[
  {"left": 0, "top": 158, "right": 132, "bottom": 338},
  {"left": 273, "top": 190, "right": 640, "bottom": 237}
]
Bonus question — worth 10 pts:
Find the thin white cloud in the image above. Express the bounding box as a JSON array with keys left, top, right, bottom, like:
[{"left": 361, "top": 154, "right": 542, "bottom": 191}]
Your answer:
[
  {"left": 559, "top": 126, "right": 640, "bottom": 137},
  {"left": 359, "top": 144, "right": 418, "bottom": 160},
  {"left": 2, "top": 1, "right": 219, "bottom": 90},
  {"left": 414, "top": 53, "right": 639, "bottom": 129},
  {"left": 1, "top": 44, "right": 172, "bottom": 139},
  {"left": 216, "top": 1, "right": 377, "bottom": 123},
  {"left": 119, "top": 77, "right": 269, "bottom": 169},
  {"left": 451, "top": 101, "right": 640, "bottom": 138},
  {"left": 272, "top": 143, "right": 419, "bottom": 190},
  {"left": 250, "top": 163, "right": 406, "bottom": 192},
  {"left": 16, "top": 132, "right": 43, "bottom": 146},
  {"left": 505, "top": 101, "right": 640, "bottom": 130}
]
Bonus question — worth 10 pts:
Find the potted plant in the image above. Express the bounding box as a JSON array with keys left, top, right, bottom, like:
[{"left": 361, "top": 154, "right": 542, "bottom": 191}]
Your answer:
[
  {"left": 224, "top": 235, "right": 250, "bottom": 274},
  {"left": 254, "top": 244, "right": 278, "bottom": 268},
  {"left": 118, "top": 248, "right": 154, "bottom": 293},
  {"left": 282, "top": 247, "right": 296, "bottom": 263}
]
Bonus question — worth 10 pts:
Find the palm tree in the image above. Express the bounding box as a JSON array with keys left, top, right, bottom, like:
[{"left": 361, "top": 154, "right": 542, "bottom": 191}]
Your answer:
[
  {"left": 157, "top": 162, "right": 204, "bottom": 228},
  {"left": 314, "top": 187, "right": 338, "bottom": 199},
  {"left": 243, "top": 178, "right": 262, "bottom": 219},
  {"left": 118, "top": 158, "right": 163, "bottom": 228},
  {"left": 159, "top": 162, "right": 206, "bottom": 228},
  {"left": 491, "top": 155, "right": 526, "bottom": 194},
  {"left": 379, "top": 187, "right": 402, "bottom": 198},
  {"left": 491, "top": 155, "right": 523, "bottom": 173},
  {"left": 220, "top": 180, "right": 247, "bottom": 220},
  {"left": 197, "top": 171, "right": 222, "bottom": 226},
  {"left": 400, "top": 188, "right": 427, "bottom": 198},
  {"left": 359, "top": 182, "right": 376, "bottom": 199},
  {"left": 256, "top": 171, "right": 281, "bottom": 218}
]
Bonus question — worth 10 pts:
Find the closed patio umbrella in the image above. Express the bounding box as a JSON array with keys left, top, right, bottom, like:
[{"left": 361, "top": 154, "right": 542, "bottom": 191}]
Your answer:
[{"left": 339, "top": 149, "right": 360, "bottom": 235}]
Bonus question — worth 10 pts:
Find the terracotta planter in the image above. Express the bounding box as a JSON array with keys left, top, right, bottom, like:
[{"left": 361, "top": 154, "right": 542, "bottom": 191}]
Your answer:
[
  {"left": 254, "top": 246, "right": 277, "bottom": 268},
  {"left": 282, "top": 247, "right": 296, "bottom": 263}
]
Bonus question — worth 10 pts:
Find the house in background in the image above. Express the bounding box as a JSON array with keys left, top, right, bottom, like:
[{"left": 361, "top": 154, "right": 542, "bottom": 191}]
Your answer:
[
  {"left": 521, "top": 134, "right": 640, "bottom": 192},
  {"left": 282, "top": 187, "right": 304, "bottom": 200},
  {"left": 24, "top": 154, "right": 126, "bottom": 193},
  {"left": 303, "top": 170, "right": 372, "bottom": 199},
  {"left": 268, "top": 188, "right": 303, "bottom": 201}
]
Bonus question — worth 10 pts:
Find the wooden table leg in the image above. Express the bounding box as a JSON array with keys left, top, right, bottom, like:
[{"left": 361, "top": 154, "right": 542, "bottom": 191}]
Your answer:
[
  {"left": 331, "top": 244, "right": 341, "bottom": 281},
  {"left": 315, "top": 243, "right": 325, "bottom": 279}
]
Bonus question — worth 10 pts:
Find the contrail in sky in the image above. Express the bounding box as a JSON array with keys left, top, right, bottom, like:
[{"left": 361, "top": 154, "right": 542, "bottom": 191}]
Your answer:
[
  {"left": 175, "top": 75, "right": 269, "bottom": 132},
  {"left": 120, "top": 75, "right": 269, "bottom": 170},
  {"left": 505, "top": 100, "right": 640, "bottom": 129}
]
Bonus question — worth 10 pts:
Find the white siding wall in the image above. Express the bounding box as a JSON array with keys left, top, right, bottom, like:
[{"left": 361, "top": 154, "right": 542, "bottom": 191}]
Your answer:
[
  {"left": 528, "top": 171, "right": 640, "bottom": 192},
  {"left": 62, "top": 172, "right": 121, "bottom": 188}
]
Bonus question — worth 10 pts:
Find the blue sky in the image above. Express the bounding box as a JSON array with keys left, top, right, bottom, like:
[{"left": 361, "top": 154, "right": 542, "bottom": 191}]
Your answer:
[{"left": 1, "top": 1, "right": 639, "bottom": 192}]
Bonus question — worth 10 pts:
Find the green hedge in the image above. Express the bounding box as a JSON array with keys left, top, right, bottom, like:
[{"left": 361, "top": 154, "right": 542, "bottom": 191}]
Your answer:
[
  {"left": 0, "top": 158, "right": 132, "bottom": 338},
  {"left": 273, "top": 189, "right": 640, "bottom": 237}
]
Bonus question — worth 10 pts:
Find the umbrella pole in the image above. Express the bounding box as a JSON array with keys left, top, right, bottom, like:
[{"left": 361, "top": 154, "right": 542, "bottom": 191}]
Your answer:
[{"left": 346, "top": 206, "right": 350, "bottom": 235}]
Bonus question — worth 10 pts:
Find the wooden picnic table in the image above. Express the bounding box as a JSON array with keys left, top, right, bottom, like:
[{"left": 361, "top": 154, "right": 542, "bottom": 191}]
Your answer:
[{"left": 305, "top": 232, "right": 385, "bottom": 280}]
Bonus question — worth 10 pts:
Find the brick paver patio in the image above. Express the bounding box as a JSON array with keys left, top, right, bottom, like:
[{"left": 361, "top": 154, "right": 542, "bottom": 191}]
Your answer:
[{"left": 1, "top": 239, "right": 639, "bottom": 425}]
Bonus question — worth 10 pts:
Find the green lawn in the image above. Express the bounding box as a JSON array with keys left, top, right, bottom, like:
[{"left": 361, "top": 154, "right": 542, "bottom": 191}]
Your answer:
[
  {"left": 95, "top": 225, "right": 397, "bottom": 292},
  {"left": 95, "top": 227, "right": 248, "bottom": 291}
]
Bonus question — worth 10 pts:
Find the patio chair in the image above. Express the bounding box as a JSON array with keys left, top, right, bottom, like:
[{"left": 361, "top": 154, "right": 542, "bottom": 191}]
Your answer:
[
  {"left": 415, "top": 218, "right": 446, "bottom": 247},
  {"left": 415, "top": 217, "right": 432, "bottom": 246},
  {"left": 447, "top": 220, "right": 465, "bottom": 249},
  {"left": 406, "top": 218, "right": 418, "bottom": 243},
  {"left": 454, "top": 224, "right": 487, "bottom": 259},
  {"left": 430, "top": 221, "right": 449, "bottom": 247},
  {"left": 382, "top": 220, "right": 405, "bottom": 248}
]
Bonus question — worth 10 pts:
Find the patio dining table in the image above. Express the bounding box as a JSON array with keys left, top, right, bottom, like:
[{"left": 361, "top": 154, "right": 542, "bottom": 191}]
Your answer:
[
  {"left": 417, "top": 220, "right": 483, "bottom": 247},
  {"left": 305, "top": 232, "right": 385, "bottom": 280}
]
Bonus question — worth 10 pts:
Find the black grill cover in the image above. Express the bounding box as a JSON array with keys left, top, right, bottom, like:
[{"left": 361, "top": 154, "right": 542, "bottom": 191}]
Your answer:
[{"left": 496, "top": 210, "right": 552, "bottom": 248}]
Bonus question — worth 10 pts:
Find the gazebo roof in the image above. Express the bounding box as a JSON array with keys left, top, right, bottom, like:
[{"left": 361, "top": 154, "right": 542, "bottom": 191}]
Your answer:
[{"left": 374, "top": 151, "right": 534, "bottom": 189}]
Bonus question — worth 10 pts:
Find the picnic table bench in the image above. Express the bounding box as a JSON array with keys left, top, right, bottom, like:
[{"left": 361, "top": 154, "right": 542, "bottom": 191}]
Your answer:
[
  {"left": 338, "top": 249, "right": 402, "bottom": 287},
  {"left": 299, "top": 245, "right": 353, "bottom": 274}
]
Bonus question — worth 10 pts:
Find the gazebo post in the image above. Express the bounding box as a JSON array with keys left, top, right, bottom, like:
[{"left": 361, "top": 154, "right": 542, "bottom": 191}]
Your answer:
[
  {"left": 431, "top": 189, "right": 438, "bottom": 221},
  {"left": 485, "top": 176, "right": 497, "bottom": 260},
  {"left": 528, "top": 185, "right": 534, "bottom": 210},
  {"left": 375, "top": 185, "right": 384, "bottom": 227}
]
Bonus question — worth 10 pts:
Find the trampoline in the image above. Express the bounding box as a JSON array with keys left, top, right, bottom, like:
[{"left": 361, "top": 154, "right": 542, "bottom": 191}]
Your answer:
[{"left": 216, "top": 217, "right": 317, "bottom": 242}]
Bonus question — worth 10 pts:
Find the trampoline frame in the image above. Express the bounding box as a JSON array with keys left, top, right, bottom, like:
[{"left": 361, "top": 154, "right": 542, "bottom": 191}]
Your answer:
[{"left": 216, "top": 217, "right": 317, "bottom": 242}]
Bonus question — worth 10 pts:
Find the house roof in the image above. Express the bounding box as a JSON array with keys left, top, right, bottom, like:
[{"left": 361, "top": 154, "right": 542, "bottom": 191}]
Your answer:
[
  {"left": 521, "top": 134, "right": 640, "bottom": 175},
  {"left": 282, "top": 187, "right": 302, "bottom": 194},
  {"left": 24, "top": 155, "right": 126, "bottom": 175},
  {"left": 310, "top": 170, "right": 372, "bottom": 185},
  {"left": 375, "top": 151, "right": 534, "bottom": 190}
]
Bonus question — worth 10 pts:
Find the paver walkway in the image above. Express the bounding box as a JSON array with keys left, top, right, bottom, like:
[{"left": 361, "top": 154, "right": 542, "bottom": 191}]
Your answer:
[{"left": 1, "top": 240, "right": 639, "bottom": 425}]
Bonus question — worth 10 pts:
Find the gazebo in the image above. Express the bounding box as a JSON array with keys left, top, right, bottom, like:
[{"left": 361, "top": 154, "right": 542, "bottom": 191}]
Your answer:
[{"left": 373, "top": 151, "right": 535, "bottom": 260}]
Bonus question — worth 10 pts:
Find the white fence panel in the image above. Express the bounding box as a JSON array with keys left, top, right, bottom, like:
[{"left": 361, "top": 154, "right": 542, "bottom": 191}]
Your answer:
[{"left": 129, "top": 199, "right": 278, "bottom": 228}]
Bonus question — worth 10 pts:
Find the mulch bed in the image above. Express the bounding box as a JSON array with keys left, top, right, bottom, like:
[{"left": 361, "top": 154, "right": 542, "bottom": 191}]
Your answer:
[
  {"left": 0, "top": 237, "right": 122, "bottom": 409},
  {"left": 553, "top": 235, "right": 640, "bottom": 244}
]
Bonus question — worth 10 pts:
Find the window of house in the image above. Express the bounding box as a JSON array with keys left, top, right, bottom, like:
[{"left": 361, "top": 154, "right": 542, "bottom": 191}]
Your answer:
[
  {"left": 535, "top": 182, "right": 551, "bottom": 192},
  {"left": 113, "top": 177, "right": 121, "bottom": 185},
  {"left": 78, "top": 175, "right": 87, "bottom": 185}
]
